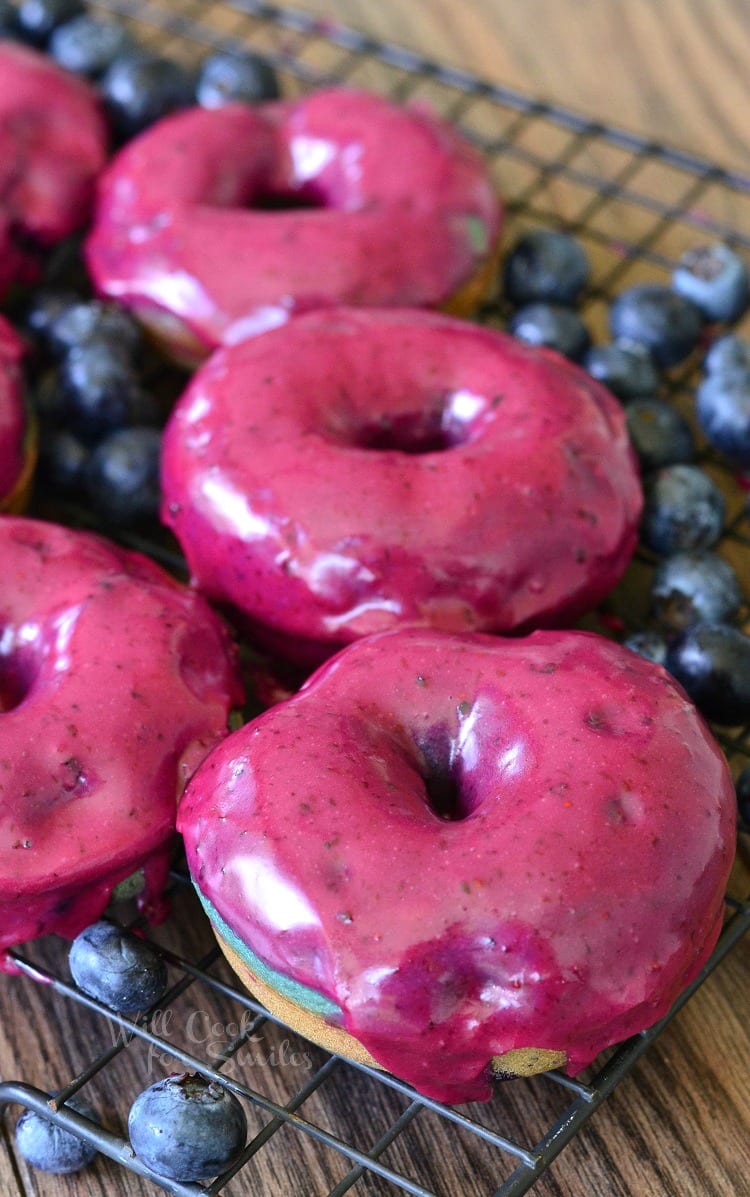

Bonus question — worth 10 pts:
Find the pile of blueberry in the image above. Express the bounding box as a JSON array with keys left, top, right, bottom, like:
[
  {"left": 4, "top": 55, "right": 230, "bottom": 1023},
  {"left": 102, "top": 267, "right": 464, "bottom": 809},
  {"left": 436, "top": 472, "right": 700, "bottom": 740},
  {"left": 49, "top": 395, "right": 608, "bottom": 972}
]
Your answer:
[{"left": 504, "top": 227, "right": 750, "bottom": 740}]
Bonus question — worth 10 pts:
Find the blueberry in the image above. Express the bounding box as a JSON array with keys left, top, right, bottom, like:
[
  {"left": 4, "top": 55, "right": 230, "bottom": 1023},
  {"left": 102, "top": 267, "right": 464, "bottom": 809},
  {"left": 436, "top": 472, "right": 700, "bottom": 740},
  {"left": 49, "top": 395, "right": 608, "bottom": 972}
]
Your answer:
[
  {"left": 38, "top": 427, "right": 89, "bottom": 492},
  {"left": 625, "top": 399, "right": 695, "bottom": 471},
  {"left": 736, "top": 764, "right": 750, "bottom": 825},
  {"left": 0, "top": 0, "right": 19, "bottom": 36},
  {"left": 23, "top": 289, "right": 81, "bottom": 348},
  {"left": 508, "top": 303, "right": 591, "bottom": 360},
  {"left": 16, "top": 0, "right": 84, "bottom": 45},
  {"left": 583, "top": 339, "right": 659, "bottom": 402},
  {"left": 16, "top": 1095, "right": 98, "bottom": 1174},
  {"left": 651, "top": 550, "right": 742, "bottom": 631},
  {"left": 101, "top": 52, "right": 195, "bottom": 139},
  {"left": 673, "top": 242, "right": 750, "bottom": 324},
  {"left": 83, "top": 426, "right": 162, "bottom": 526},
  {"left": 60, "top": 343, "right": 144, "bottom": 440},
  {"left": 49, "top": 15, "right": 134, "bottom": 78},
  {"left": 69, "top": 920, "right": 167, "bottom": 1012},
  {"left": 641, "top": 464, "right": 725, "bottom": 555},
  {"left": 705, "top": 334, "right": 750, "bottom": 378},
  {"left": 128, "top": 1073, "right": 246, "bottom": 1181},
  {"left": 196, "top": 50, "right": 280, "bottom": 107},
  {"left": 47, "top": 300, "right": 142, "bottom": 359},
  {"left": 502, "top": 229, "right": 590, "bottom": 308},
  {"left": 695, "top": 370, "right": 750, "bottom": 464},
  {"left": 609, "top": 284, "right": 704, "bottom": 367},
  {"left": 666, "top": 622, "right": 750, "bottom": 724},
  {"left": 622, "top": 629, "right": 668, "bottom": 666}
]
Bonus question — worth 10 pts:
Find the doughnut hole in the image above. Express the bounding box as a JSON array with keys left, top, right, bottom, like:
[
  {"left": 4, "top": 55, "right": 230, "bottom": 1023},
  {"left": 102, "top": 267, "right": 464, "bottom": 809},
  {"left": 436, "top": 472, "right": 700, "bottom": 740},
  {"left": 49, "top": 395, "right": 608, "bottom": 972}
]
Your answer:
[
  {"left": 323, "top": 386, "right": 490, "bottom": 456},
  {"left": 0, "top": 625, "right": 41, "bottom": 712}
]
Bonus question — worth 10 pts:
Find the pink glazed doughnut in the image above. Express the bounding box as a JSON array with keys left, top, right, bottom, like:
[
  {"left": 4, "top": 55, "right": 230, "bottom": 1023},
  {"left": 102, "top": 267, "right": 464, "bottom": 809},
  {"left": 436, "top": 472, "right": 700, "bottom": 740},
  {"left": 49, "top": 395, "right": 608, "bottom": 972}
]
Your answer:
[
  {"left": 161, "top": 308, "right": 643, "bottom": 663},
  {"left": 86, "top": 89, "right": 502, "bottom": 361},
  {"left": 0, "top": 316, "right": 35, "bottom": 513},
  {"left": 0, "top": 517, "right": 242, "bottom": 966},
  {"left": 0, "top": 41, "right": 107, "bottom": 298},
  {"left": 179, "top": 627, "right": 736, "bottom": 1104}
]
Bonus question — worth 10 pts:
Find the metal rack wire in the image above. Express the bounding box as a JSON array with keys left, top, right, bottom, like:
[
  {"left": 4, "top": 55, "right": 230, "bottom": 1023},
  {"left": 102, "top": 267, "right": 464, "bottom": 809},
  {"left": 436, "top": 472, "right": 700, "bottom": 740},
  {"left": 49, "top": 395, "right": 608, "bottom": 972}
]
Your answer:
[{"left": 2, "top": 2, "right": 750, "bottom": 1194}]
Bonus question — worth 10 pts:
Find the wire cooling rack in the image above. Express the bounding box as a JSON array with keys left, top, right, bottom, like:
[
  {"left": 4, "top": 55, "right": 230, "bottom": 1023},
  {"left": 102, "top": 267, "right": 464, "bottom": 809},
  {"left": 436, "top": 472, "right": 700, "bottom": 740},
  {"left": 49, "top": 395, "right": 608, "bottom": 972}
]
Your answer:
[{"left": 3, "top": 2, "right": 750, "bottom": 1195}]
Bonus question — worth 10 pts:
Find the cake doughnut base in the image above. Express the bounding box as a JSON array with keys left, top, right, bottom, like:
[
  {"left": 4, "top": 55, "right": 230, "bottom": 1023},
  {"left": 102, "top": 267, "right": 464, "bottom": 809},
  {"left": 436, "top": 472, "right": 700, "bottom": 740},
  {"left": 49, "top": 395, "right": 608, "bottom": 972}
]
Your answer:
[
  {"left": 0, "top": 412, "right": 37, "bottom": 514},
  {"left": 214, "top": 929, "right": 567, "bottom": 1083}
]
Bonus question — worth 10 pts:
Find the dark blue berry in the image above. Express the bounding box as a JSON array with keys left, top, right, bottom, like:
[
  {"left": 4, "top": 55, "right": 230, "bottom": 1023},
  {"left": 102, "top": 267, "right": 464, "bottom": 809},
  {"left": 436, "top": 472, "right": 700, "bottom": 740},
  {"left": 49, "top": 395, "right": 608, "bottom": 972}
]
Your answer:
[
  {"left": 101, "top": 52, "right": 195, "bottom": 138},
  {"left": 609, "top": 284, "right": 704, "bottom": 367},
  {"left": 651, "top": 550, "right": 742, "bottom": 631},
  {"left": 695, "top": 370, "right": 750, "bottom": 464},
  {"left": 128, "top": 1073, "right": 246, "bottom": 1182},
  {"left": 665, "top": 622, "right": 750, "bottom": 724},
  {"left": 69, "top": 920, "right": 167, "bottom": 1012},
  {"left": 583, "top": 339, "right": 659, "bottom": 402},
  {"left": 16, "top": 1095, "right": 98, "bottom": 1174},
  {"left": 49, "top": 15, "right": 134, "bottom": 77},
  {"left": 735, "top": 765, "right": 750, "bottom": 825},
  {"left": 196, "top": 51, "right": 280, "bottom": 107},
  {"left": 641, "top": 464, "right": 725, "bottom": 555},
  {"left": 0, "top": 0, "right": 19, "bottom": 36},
  {"left": 673, "top": 242, "right": 749, "bottom": 324},
  {"left": 705, "top": 334, "right": 750, "bottom": 377},
  {"left": 47, "top": 300, "right": 142, "bottom": 359},
  {"left": 625, "top": 399, "right": 695, "bottom": 471},
  {"left": 502, "top": 229, "right": 590, "bottom": 307},
  {"left": 38, "top": 427, "right": 89, "bottom": 492},
  {"left": 23, "top": 289, "right": 80, "bottom": 347},
  {"left": 83, "top": 426, "right": 162, "bottom": 526},
  {"left": 508, "top": 303, "right": 591, "bottom": 360},
  {"left": 16, "top": 0, "right": 84, "bottom": 45},
  {"left": 60, "top": 343, "right": 144, "bottom": 440},
  {"left": 622, "top": 629, "right": 668, "bottom": 666}
]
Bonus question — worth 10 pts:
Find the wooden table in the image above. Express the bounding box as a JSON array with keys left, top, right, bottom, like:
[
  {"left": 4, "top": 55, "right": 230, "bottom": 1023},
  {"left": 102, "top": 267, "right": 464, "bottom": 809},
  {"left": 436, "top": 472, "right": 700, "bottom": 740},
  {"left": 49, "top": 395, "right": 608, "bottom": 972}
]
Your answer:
[{"left": 3, "top": 2, "right": 750, "bottom": 1196}]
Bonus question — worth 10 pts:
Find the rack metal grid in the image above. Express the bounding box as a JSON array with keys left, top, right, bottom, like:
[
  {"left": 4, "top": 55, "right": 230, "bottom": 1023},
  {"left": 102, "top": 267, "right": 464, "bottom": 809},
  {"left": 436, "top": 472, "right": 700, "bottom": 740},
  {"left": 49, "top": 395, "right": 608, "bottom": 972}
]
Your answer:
[{"left": 2, "top": 2, "right": 750, "bottom": 1194}]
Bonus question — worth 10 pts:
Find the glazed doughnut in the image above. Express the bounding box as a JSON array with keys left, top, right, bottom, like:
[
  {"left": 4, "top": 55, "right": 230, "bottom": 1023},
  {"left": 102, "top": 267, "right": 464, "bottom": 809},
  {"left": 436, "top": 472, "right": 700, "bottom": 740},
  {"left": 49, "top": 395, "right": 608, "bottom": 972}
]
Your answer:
[
  {"left": 0, "top": 517, "right": 242, "bottom": 966},
  {"left": 0, "top": 317, "right": 35, "bottom": 513},
  {"left": 0, "top": 41, "right": 107, "bottom": 298},
  {"left": 86, "top": 89, "right": 502, "bottom": 360},
  {"left": 179, "top": 627, "right": 736, "bottom": 1104},
  {"left": 161, "top": 308, "right": 642, "bottom": 663}
]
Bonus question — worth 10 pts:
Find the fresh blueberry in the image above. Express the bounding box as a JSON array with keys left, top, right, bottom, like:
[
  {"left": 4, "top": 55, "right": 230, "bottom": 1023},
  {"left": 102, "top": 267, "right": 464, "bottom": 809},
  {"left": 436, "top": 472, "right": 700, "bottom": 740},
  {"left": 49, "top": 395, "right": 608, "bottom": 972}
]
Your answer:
[
  {"left": 695, "top": 370, "right": 750, "bottom": 464},
  {"left": 0, "top": 0, "right": 19, "bottom": 36},
  {"left": 665, "top": 622, "right": 750, "bottom": 724},
  {"left": 508, "top": 303, "right": 591, "bottom": 360},
  {"left": 128, "top": 1073, "right": 247, "bottom": 1181},
  {"left": 673, "top": 242, "right": 750, "bottom": 324},
  {"left": 83, "top": 426, "right": 162, "bottom": 526},
  {"left": 16, "top": 0, "right": 84, "bottom": 45},
  {"left": 583, "top": 339, "right": 659, "bottom": 402},
  {"left": 502, "top": 229, "right": 590, "bottom": 308},
  {"left": 60, "top": 343, "right": 144, "bottom": 440},
  {"left": 651, "top": 550, "right": 742, "bottom": 631},
  {"left": 609, "top": 284, "right": 704, "bottom": 367},
  {"left": 69, "top": 920, "right": 167, "bottom": 1012},
  {"left": 196, "top": 50, "right": 280, "bottom": 107},
  {"left": 23, "top": 289, "right": 80, "bottom": 348},
  {"left": 49, "top": 15, "right": 134, "bottom": 77},
  {"left": 622, "top": 629, "right": 668, "bottom": 666},
  {"left": 641, "top": 464, "right": 725, "bottom": 555},
  {"left": 101, "top": 51, "right": 195, "bottom": 138},
  {"left": 625, "top": 399, "right": 695, "bottom": 471},
  {"left": 38, "top": 427, "right": 89, "bottom": 492},
  {"left": 705, "top": 333, "right": 750, "bottom": 378},
  {"left": 47, "top": 300, "right": 142, "bottom": 360},
  {"left": 736, "top": 764, "right": 750, "bottom": 825},
  {"left": 16, "top": 1095, "right": 98, "bottom": 1174}
]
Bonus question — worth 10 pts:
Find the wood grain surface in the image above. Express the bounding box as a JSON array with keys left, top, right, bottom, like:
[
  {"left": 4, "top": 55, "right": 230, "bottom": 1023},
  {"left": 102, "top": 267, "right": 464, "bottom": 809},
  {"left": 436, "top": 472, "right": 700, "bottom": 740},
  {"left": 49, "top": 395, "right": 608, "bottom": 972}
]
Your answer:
[{"left": 2, "top": 3, "right": 750, "bottom": 1197}]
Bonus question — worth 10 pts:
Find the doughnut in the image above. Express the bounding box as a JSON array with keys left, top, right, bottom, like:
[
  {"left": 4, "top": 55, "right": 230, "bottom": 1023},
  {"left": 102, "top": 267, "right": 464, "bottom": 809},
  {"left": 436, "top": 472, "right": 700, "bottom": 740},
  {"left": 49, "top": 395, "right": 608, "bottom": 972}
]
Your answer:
[
  {"left": 85, "top": 89, "right": 502, "bottom": 361},
  {"left": 161, "top": 308, "right": 643, "bottom": 663},
  {"left": 0, "top": 41, "right": 108, "bottom": 299},
  {"left": 0, "top": 316, "right": 36, "bottom": 513},
  {"left": 178, "top": 627, "right": 736, "bottom": 1104},
  {"left": 0, "top": 516, "right": 242, "bottom": 966}
]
